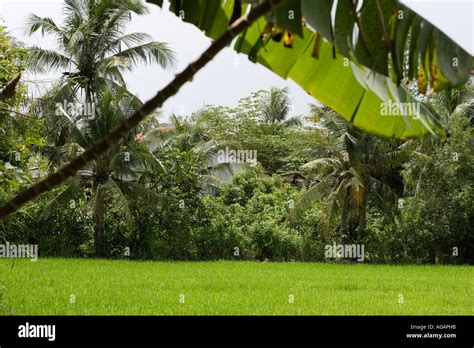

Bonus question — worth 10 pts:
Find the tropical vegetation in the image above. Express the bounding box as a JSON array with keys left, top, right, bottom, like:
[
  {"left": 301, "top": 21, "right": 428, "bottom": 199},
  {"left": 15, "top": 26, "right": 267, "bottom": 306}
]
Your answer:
[{"left": 0, "top": 0, "right": 472, "bottom": 267}]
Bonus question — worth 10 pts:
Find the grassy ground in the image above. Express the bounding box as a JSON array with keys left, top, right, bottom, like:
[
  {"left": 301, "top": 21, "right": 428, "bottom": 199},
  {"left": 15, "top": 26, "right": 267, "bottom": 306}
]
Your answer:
[{"left": 0, "top": 258, "right": 472, "bottom": 315}]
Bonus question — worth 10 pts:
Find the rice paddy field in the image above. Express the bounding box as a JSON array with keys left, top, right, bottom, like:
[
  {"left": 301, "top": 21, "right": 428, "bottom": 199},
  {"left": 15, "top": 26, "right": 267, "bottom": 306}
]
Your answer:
[{"left": 0, "top": 258, "right": 472, "bottom": 315}]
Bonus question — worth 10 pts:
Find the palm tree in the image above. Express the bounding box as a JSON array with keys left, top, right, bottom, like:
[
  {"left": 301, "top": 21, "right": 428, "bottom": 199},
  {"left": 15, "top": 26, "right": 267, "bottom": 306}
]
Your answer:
[
  {"left": 260, "top": 87, "right": 301, "bottom": 126},
  {"left": 42, "top": 86, "right": 163, "bottom": 256},
  {"left": 289, "top": 106, "right": 408, "bottom": 242},
  {"left": 22, "top": 0, "right": 176, "bottom": 255},
  {"left": 26, "top": 0, "right": 175, "bottom": 106},
  {"left": 261, "top": 87, "right": 290, "bottom": 124}
]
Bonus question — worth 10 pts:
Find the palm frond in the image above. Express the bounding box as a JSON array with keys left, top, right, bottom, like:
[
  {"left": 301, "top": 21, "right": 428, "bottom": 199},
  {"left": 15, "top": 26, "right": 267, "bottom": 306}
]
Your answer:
[
  {"left": 369, "top": 176, "right": 399, "bottom": 215},
  {"left": 110, "top": 146, "right": 166, "bottom": 179},
  {"left": 103, "top": 41, "right": 176, "bottom": 71},
  {"left": 37, "top": 79, "right": 78, "bottom": 107},
  {"left": 39, "top": 179, "right": 82, "bottom": 220},
  {"left": 66, "top": 28, "right": 85, "bottom": 51},
  {"left": 53, "top": 104, "right": 89, "bottom": 148},
  {"left": 139, "top": 125, "right": 176, "bottom": 151},
  {"left": 25, "top": 14, "right": 63, "bottom": 37},
  {"left": 201, "top": 162, "right": 253, "bottom": 196},
  {"left": 98, "top": 178, "right": 134, "bottom": 228},
  {"left": 117, "top": 180, "right": 162, "bottom": 209},
  {"left": 64, "top": 0, "right": 87, "bottom": 21},
  {"left": 27, "top": 48, "right": 72, "bottom": 73},
  {"left": 110, "top": 32, "right": 153, "bottom": 50},
  {"left": 208, "top": 162, "right": 250, "bottom": 183},
  {"left": 345, "top": 170, "right": 365, "bottom": 206},
  {"left": 451, "top": 99, "right": 474, "bottom": 119},
  {"left": 288, "top": 180, "right": 331, "bottom": 225},
  {"left": 42, "top": 143, "right": 84, "bottom": 168},
  {"left": 300, "top": 157, "right": 340, "bottom": 175},
  {"left": 282, "top": 116, "right": 303, "bottom": 127}
]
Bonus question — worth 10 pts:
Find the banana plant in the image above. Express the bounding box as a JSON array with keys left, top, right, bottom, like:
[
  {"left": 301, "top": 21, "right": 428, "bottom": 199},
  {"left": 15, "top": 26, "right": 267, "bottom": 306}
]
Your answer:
[{"left": 148, "top": 0, "right": 472, "bottom": 139}]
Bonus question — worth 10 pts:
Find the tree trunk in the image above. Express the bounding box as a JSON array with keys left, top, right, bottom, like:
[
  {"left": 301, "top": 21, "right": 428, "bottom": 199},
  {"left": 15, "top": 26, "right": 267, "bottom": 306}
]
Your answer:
[
  {"left": 357, "top": 190, "right": 368, "bottom": 237},
  {"left": 93, "top": 165, "right": 108, "bottom": 257},
  {"left": 94, "top": 212, "right": 104, "bottom": 257},
  {"left": 340, "top": 199, "right": 349, "bottom": 242}
]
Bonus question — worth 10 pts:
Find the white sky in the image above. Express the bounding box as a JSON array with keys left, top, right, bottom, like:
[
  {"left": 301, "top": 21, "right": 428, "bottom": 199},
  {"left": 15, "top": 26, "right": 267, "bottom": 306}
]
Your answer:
[{"left": 0, "top": 0, "right": 472, "bottom": 120}]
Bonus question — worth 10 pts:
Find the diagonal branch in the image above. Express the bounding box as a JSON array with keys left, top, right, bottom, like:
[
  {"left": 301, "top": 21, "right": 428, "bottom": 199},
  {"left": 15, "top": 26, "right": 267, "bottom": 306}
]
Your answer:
[{"left": 0, "top": 0, "right": 282, "bottom": 220}]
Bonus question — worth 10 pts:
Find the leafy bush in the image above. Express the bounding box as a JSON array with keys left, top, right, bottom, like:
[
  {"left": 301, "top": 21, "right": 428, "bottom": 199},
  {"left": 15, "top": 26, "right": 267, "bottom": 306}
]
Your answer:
[
  {"left": 1, "top": 190, "right": 93, "bottom": 257},
  {"left": 197, "top": 172, "right": 308, "bottom": 261},
  {"left": 399, "top": 113, "right": 474, "bottom": 264},
  {"left": 129, "top": 148, "right": 205, "bottom": 260}
]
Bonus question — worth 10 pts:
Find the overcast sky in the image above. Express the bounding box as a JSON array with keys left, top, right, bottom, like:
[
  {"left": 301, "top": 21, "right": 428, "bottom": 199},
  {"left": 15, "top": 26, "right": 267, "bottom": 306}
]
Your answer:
[{"left": 0, "top": 0, "right": 472, "bottom": 120}]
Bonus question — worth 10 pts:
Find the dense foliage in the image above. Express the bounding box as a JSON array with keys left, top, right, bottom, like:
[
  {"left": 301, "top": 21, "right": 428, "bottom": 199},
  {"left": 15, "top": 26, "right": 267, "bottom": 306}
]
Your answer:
[
  {"left": 2, "top": 77, "right": 473, "bottom": 264},
  {"left": 0, "top": 0, "right": 473, "bottom": 264}
]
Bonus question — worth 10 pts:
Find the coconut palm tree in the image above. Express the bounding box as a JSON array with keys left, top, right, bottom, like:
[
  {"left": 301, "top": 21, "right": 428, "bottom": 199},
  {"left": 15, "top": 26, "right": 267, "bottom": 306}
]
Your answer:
[
  {"left": 289, "top": 106, "right": 409, "bottom": 242},
  {"left": 261, "top": 87, "right": 290, "bottom": 124},
  {"left": 25, "top": 0, "right": 176, "bottom": 106},
  {"left": 259, "top": 87, "right": 301, "bottom": 126},
  {"left": 41, "top": 86, "right": 163, "bottom": 256}
]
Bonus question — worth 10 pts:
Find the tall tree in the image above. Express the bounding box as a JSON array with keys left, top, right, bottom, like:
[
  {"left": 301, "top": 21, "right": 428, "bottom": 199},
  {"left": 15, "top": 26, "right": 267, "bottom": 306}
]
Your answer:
[
  {"left": 26, "top": 0, "right": 176, "bottom": 106},
  {"left": 238, "top": 87, "right": 302, "bottom": 126},
  {"left": 21, "top": 0, "right": 177, "bottom": 254},
  {"left": 42, "top": 86, "right": 163, "bottom": 256}
]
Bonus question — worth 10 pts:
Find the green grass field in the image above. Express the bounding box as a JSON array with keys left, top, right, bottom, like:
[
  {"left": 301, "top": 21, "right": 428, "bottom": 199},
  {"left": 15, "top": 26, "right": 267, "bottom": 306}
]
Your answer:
[{"left": 0, "top": 258, "right": 472, "bottom": 315}]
